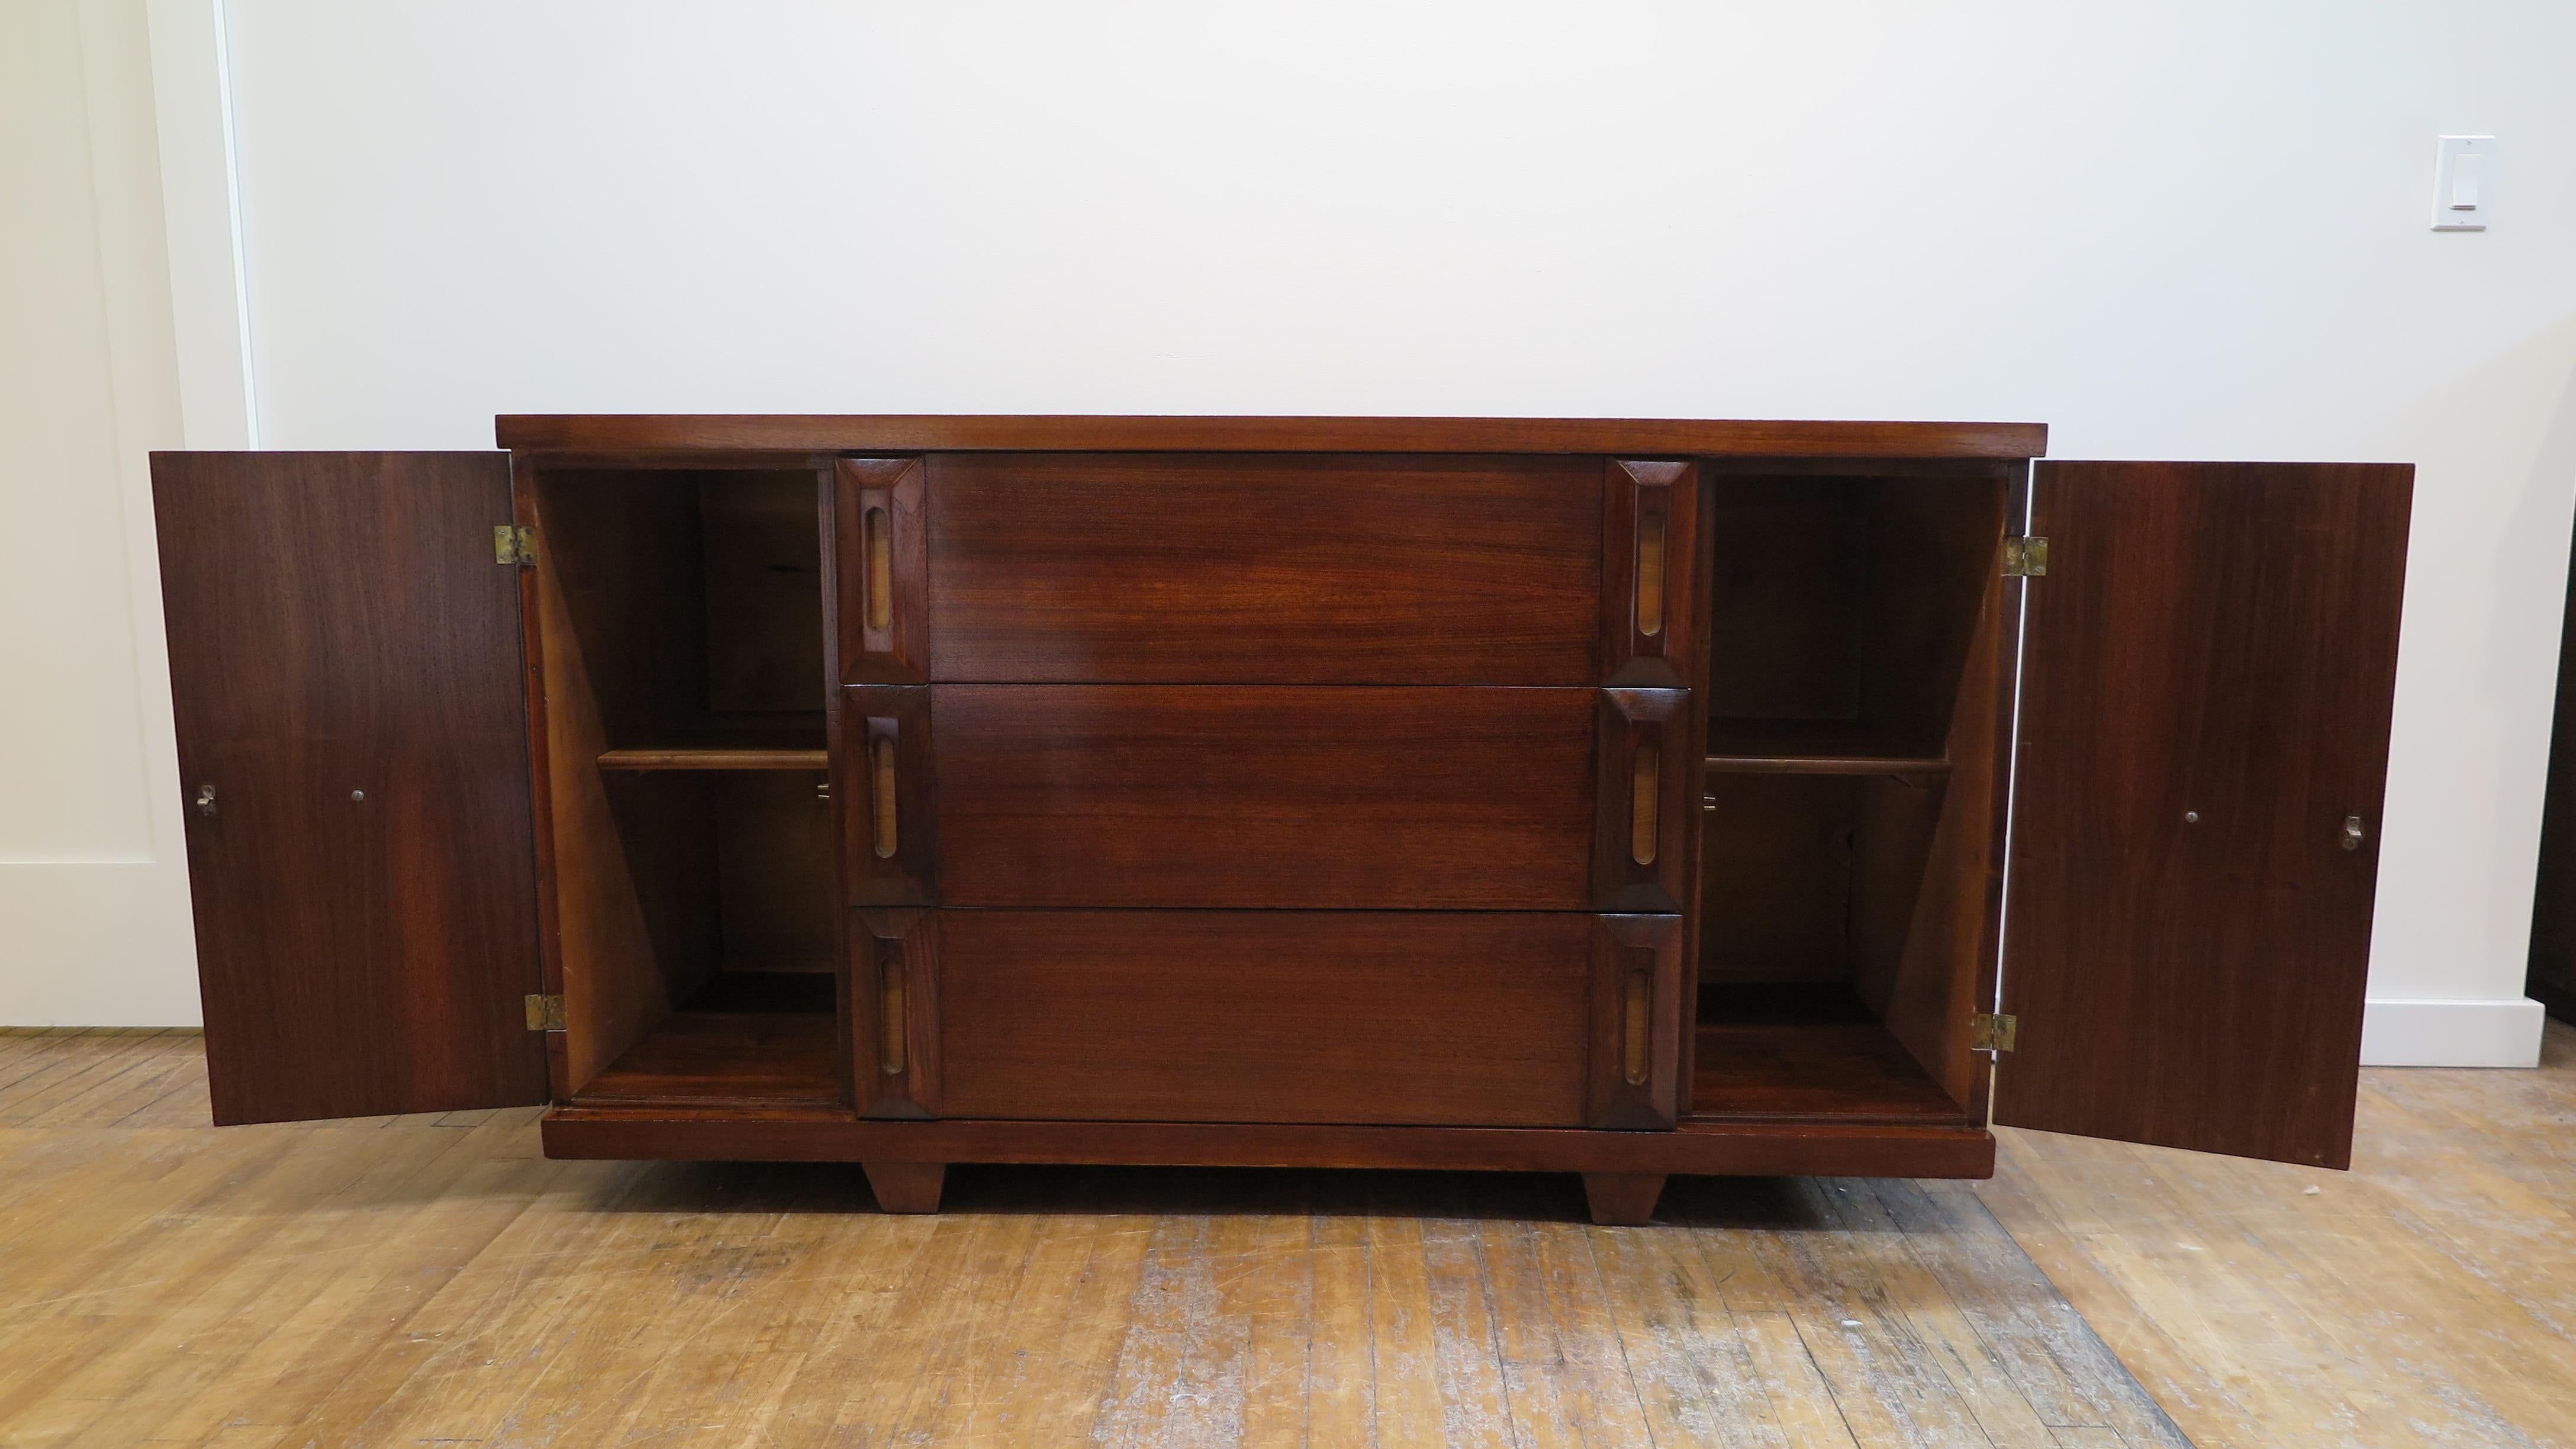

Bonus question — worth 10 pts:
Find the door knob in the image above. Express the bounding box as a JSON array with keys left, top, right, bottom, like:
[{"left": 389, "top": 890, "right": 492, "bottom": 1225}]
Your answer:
[
  {"left": 2341, "top": 815, "right": 2367, "bottom": 851},
  {"left": 194, "top": 783, "right": 217, "bottom": 817}
]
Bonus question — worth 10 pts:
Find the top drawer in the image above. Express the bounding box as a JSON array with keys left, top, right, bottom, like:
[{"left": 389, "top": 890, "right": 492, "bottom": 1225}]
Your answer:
[{"left": 832, "top": 453, "right": 1698, "bottom": 687}]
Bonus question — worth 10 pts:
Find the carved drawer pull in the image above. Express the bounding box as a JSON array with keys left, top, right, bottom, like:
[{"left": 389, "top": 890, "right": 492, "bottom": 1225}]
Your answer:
[
  {"left": 880, "top": 957, "right": 907, "bottom": 1073},
  {"left": 870, "top": 730, "right": 899, "bottom": 858},
  {"left": 863, "top": 505, "right": 894, "bottom": 632},
  {"left": 1622, "top": 967, "right": 1651, "bottom": 1086},
  {"left": 1631, "top": 743, "right": 1660, "bottom": 866},
  {"left": 1635, "top": 510, "right": 1666, "bottom": 638}
]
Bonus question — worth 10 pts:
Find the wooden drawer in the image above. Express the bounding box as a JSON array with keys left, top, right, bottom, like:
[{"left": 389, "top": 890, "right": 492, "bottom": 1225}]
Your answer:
[
  {"left": 877, "top": 910, "right": 1682, "bottom": 1128},
  {"left": 838, "top": 682, "right": 1695, "bottom": 912},
  {"left": 944, "top": 684, "right": 1595, "bottom": 909},
  {"left": 845, "top": 451, "right": 1607, "bottom": 680}
]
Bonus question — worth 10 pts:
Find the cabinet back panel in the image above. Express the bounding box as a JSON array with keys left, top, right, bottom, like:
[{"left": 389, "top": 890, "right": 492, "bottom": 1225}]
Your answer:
[
  {"left": 925, "top": 453, "right": 1603, "bottom": 684},
  {"left": 938, "top": 910, "right": 1593, "bottom": 1126},
  {"left": 713, "top": 772, "right": 839, "bottom": 970},
  {"left": 932, "top": 684, "right": 1598, "bottom": 909},
  {"left": 533, "top": 467, "right": 826, "bottom": 747},
  {"left": 698, "top": 472, "right": 828, "bottom": 714},
  {"left": 1704, "top": 475, "right": 2005, "bottom": 752}
]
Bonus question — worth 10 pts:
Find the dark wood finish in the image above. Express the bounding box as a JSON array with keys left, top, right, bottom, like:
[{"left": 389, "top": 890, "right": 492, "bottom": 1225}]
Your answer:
[
  {"left": 1701, "top": 474, "right": 2004, "bottom": 753},
  {"left": 2530, "top": 516, "right": 2576, "bottom": 1023},
  {"left": 1704, "top": 724, "right": 1950, "bottom": 780},
  {"left": 542, "top": 1109, "right": 1998, "bottom": 1178},
  {"left": 572, "top": 1008, "right": 841, "bottom": 1108},
  {"left": 152, "top": 452, "right": 548, "bottom": 1123},
  {"left": 1580, "top": 1172, "right": 1667, "bottom": 1226},
  {"left": 524, "top": 465, "right": 832, "bottom": 1095},
  {"left": 1601, "top": 460, "right": 1702, "bottom": 688},
  {"left": 1592, "top": 688, "right": 1693, "bottom": 912},
  {"left": 1866, "top": 545, "right": 2015, "bottom": 1122},
  {"left": 833, "top": 458, "right": 929, "bottom": 683},
  {"left": 711, "top": 772, "right": 839, "bottom": 972},
  {"left": 852, "top": 907, "right": 940, "bottom": 1119},
  {"left": 935, "top": 911, "right": 1596, "bottom": 1127},
  {"left": 514, "top": 458, "right": 571, "bottom": 1099},
  {"left": 498, "top": 414, "right": 2049, "bottom": 460},
  {"left": 933, "top": 685, "right": 1596, "bottom": 909},
  {"left": 1586, "top": 915, "right": 1685, "bottom": 1129},
  {"left": 839, "top": 685, "right": 936, "bottom": 907},
  {"left": 862, "top": 1161, "right": 948, "bottom": 1214},
  {"left": 925, "top": 453, "right": 1602, "bottom": 685},
  {"left": 594, "top": 748, "right": 827, "bottom": 771},
  {"left": 1999, "top": 461, "right": 2413, "bottom": 1168},
  {"left": 1689, "top": 987, "right": 1972, "bottom": 1123}
]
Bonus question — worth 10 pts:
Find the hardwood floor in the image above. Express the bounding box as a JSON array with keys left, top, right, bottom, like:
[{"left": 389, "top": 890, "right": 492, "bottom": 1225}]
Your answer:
[
  {"left": 0, "top": 1029, "right": 2175, "bottom": 1447},
  {"left": 1981, "top": 1019, "right": 2576, "bottom": 1448},
  {"left": 15, "top": 1025, "right": 2571, "bottom": 1446}
]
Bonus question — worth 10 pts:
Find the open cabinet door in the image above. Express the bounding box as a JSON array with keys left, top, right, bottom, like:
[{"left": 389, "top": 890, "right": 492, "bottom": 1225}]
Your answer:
[
  {"left": 1995, "top": 461, "right": 2411, "bottom": 1168},
  {"left": 153, "top": 453, "right": 549, "bottom": 1124}
]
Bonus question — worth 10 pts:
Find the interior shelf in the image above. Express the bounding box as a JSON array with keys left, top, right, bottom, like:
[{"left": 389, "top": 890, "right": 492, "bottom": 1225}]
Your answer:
[
  {"left": 1705, "top": 720, "right": 1949, "bottom": 779},
  {"left": 574, "top": 973, "right": 841, "bottom": 1108},
  {"left": 1685, "top": 984, "right": 1972, "bottom": 1124},
  {"left": 597, "top": 747, "right": 827, "bottom": 772}
]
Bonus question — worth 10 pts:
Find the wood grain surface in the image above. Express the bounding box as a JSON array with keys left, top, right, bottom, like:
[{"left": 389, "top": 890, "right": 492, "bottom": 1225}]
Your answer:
[
  {"left": 150, "top": 452, "right": 547, "bottom": 1124},
  {"left": 932, "top": 685, "right": 1598, "bottom": 909},
  {"left": 924, "top": 452, "right": 1603, "bottom": 685},
  {"left": 496, "top": 413, "right": 2050, "bottom": 459},
  {"left": 935, "top": 910, "right": 1598, "bottom": 1128},
  {"left": 0, "top": 1028, "right": 2210, "bottom": 1449},
  {"left": 1999, "top": 461, "right": 2413, "bottom": 1167}
]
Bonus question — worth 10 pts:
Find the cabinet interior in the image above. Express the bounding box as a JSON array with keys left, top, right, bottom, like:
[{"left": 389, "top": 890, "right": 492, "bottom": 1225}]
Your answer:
[
  {"left": 1690, "top": 469, "right": 2010, "bottom": 1123},
  {"left": 529, "top": 465, "right": 844, "bottom": 1107}
]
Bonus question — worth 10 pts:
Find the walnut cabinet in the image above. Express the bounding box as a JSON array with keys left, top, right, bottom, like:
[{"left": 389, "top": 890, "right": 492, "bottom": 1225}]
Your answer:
[{"left": 149, "top": 418, "right": 2411, "bottom": 1224}]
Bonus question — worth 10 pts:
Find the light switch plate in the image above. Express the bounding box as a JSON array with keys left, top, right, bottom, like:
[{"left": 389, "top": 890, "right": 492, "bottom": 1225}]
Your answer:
[{"left": 2433, "top": 136, "right": 2495, "bottom": 230}]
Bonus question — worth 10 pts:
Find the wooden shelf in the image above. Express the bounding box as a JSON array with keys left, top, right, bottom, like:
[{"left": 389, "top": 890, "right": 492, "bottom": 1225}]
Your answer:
[
  {"left": 597, "top": 747, "right": 827, "bottom": 771},
  {"left": 1685, "top": 985, "right": 1971, "bottom": 1124},
  {"left": 1704, "top": 720, "right": 1949, "bottom": 780},
  {"left": 575, "top": 1009, "right": 841, "bottom": 1107}
]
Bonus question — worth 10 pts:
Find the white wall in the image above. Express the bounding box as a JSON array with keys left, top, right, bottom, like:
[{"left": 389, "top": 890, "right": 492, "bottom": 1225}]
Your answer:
[
  {"left": 0, "top": 0, "right": 198, "bottom": 1025},
  {"left": 9, "top": 2, "right": 2567, "bottom": 1061}
]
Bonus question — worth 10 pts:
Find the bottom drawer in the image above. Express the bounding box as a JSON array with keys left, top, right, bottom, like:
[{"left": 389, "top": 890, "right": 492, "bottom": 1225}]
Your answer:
[{"left": 893, "top": 910, "right": 1679, "bottom": 1129}]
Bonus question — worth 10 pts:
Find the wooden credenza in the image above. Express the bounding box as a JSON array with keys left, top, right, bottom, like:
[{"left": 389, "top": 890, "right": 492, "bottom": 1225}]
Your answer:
[{"left": 150, "top": 417, "right": 2411, "bottom": 1223}]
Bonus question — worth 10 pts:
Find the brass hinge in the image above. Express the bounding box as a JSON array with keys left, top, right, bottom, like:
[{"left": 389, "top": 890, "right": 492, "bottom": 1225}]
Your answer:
[
  {"left": 2001, "top": 536, "right": 2049, "bottom": 577},
  {"left": 494, "top": 524, "right": 537, "bottom": 566},
  {"left": 524, "top": 993, "right": 566, "bottom": 1032},
  {"left": 1972, "top": 1012, "right": 2018, "bottom": 1054}
]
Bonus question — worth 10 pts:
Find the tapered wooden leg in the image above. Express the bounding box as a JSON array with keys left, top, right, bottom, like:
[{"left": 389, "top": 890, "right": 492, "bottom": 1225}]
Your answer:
[
  {"left": 1582, "top": 1171, "right": 1666, "bottom": 1226},
  {"left": 864, "top": 1161, "right": 946, "bottom": 1213}
]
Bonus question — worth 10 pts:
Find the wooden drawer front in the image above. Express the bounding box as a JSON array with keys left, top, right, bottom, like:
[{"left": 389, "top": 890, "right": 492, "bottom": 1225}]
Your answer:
[
  {"left": 932, "top": 684, "right": 1596, "bottom": 909},
  {"left": 925, "top": 453, "right": 1603, "bottom": 684},
  {"left": 936, "top": 911, "right": 1619, "bottom": 1126}
]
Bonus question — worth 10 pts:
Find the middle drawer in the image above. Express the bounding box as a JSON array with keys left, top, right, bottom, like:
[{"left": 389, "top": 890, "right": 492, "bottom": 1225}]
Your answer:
[{"left": 843, "top": 684, "right": 1601, "bottom": 910}]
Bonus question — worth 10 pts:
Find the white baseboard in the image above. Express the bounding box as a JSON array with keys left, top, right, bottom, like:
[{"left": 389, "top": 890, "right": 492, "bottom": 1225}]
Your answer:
[{"left": 2361, "top": 996, "right": 2548, "bottom": 1068}]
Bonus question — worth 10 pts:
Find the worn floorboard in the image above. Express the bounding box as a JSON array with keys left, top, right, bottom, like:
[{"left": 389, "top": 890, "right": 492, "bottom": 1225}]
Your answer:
[
  {"left": 0, "top": 1031, "right": 2195, "bottom": 1445},
  {"left": 1979, "top": 1019, "right": 2576, "bottom": 1449}
]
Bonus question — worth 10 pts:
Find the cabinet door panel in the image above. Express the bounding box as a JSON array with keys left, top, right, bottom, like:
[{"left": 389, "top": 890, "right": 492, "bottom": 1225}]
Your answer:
[
  {"left": 934, "top": 685, "right": 1596, "bottom": 909},
  {"left": 925, "top": 452, "right": 1603, "bottom": 684},
  {"left": 153, "top": 452, "right": 548, "bottom": 1124},
  {"left": 937, "top": 910, "right": 1600, "bottom": 1126},
  {"left": 1999, "top": 461, "right": 2411, "bottom": 1168}
]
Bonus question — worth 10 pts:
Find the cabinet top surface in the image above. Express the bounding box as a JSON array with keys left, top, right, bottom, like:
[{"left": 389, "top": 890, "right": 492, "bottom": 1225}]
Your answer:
[{"left": 494, "top": 414, "right": 2047, "bottom": 460}]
